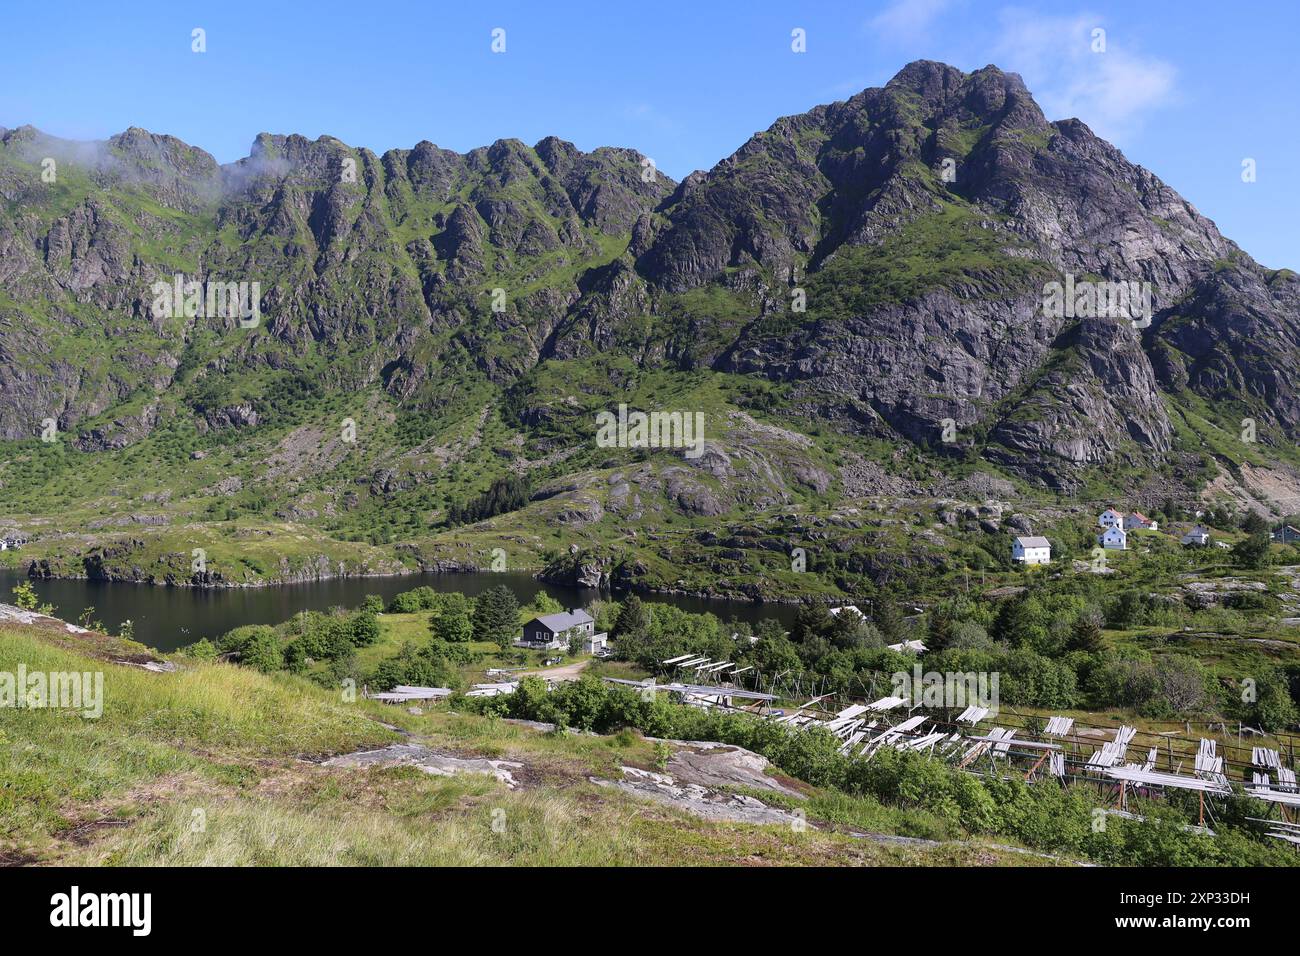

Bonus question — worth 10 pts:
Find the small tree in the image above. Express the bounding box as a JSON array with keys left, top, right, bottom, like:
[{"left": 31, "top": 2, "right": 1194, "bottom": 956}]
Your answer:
[
  {"left": 473, "top": 584, "right": 521, "bottom": 649},
  {"left": 613, "top": 594, "right": 648, "bottom": 639},
  {"left": 1232, "top": 532, "right": 1271, "bottom": 570},
  {"left": 926, "top": 609, "right": 956, "bottom": 653},
  {"left": 792, "top": 600, "right": 832, "bottom": 643},
  {"left": 1068, "top": 607, "right": 1105, "bottom": 654},
  {"left": 870, "top": 596, "right": 905, "bottom": 644},
  {"left": 12, "top": 581, "right": 41, "bottom": 612},
  {"left": 1240, "top": 510, "right": 1270, "bottom": 536}
]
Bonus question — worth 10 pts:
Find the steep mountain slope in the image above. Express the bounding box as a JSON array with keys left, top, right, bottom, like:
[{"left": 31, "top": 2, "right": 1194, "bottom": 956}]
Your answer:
[{"left": 1, "top": 61, "right": 1297, "bottom": 592}]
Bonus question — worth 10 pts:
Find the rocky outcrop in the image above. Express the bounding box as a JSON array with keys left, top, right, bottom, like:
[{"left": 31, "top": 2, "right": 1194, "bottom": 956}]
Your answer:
[
  {"left": 590, "top": 742, "right": 805, "bottom": 824},
  {"left": 539, "top": 548, "right": 614, "bottom": 589}
]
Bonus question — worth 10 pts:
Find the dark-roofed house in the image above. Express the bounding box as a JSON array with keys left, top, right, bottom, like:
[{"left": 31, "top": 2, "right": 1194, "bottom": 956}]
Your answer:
[{"left": 519, "top": 608, "right": 602, "bottom": 650}]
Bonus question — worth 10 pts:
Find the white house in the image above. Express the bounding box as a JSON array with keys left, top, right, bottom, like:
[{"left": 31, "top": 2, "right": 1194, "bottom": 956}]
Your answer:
[
  {"left": 828, "top": 605, "right": 864, "bottom": 621},
  {"left": 1181, "top": 525, "right": 1211, "bottom": 547},
  {"left": 1099, "top": 526, "right": 1128, "bottom": 550},
  {"left": 1012, "top": 536, "right": 1052, "bottom": 565},
  {"left": 1098, "top": 509, "right": 1124, "bottom": 530},
  {"left": 1123, "top": 512, "right": 1158, "bottom": 531},
  {"left": 584, "top": 632, "right": 609, "bottom": 655}
]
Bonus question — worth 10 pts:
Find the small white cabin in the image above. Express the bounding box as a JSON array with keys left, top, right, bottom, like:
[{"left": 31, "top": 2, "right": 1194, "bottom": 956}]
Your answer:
[
  {"left": 1099, "top": 527, "right": 1128, "bottom": 550},
  {"left": 1012, "top": 536, "right": 1051, "bottom": 565}
]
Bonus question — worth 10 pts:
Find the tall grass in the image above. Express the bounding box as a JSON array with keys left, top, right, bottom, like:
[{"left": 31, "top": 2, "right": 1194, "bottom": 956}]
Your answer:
[
  {"left": 75, "top": 785, "right": 650, "bottom": 866},
  {"left": 0, "top": 627, "right": 394, "bottom": 851}
]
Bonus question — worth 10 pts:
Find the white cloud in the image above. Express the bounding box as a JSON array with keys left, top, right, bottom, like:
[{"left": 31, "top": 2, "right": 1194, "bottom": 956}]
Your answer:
[
  {"left": 870, "top": 0, "right": 957, "bottom": 41},
  {"left": 992, "top": 9, "right": 1176, "bottom": 143}
]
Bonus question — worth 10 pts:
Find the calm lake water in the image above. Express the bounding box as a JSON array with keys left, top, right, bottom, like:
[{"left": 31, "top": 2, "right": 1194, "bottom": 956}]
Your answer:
[{"left": 0, "top": 568, "right": 799, "bottom": 652}]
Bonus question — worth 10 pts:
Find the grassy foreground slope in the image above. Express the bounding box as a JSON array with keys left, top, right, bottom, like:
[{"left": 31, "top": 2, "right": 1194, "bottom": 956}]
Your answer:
[{"left": 0, "top": 616, "right": 1051, "bottom": 867}]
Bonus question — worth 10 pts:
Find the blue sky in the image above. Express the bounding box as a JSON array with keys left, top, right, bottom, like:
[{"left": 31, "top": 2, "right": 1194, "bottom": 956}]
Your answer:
[{"left": 3, "top": 0, "right": 1296, "bottom": 267}]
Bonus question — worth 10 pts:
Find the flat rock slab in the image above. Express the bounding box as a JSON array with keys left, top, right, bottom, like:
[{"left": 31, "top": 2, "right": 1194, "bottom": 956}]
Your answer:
[
  {"left": 0, "top": 602, "right": 91, "bottom": 634},
  {"left": 113, "top": 659, "right": 177, "bottom": 672},
  {"left": 324, "top": 744, "right": 525, "bottom": 789},
  {"left": 592, "top": 768, "right": 801, "bottom": 826},
  {"left": 663, "top": 745, "right": 804, "bottom": 798}
]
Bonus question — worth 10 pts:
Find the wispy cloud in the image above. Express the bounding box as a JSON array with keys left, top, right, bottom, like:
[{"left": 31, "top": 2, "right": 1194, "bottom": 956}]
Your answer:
[
  {"left": 622, "top": 102, "right": 681, "bottom": 135},
  {"left": 869, "top": 0, "right": 957, "bottom": 41},
  {"left": 992, "top": 9, "right": 1176, "bottom": 143}
]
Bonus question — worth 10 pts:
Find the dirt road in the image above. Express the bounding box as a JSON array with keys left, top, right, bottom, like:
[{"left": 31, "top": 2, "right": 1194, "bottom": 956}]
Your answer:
[{"left": 521, "top": 658, "right": 591, "bottom": 682}]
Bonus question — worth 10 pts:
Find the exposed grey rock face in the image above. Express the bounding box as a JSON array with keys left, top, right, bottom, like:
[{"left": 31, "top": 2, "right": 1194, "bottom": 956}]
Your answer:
[
  {"left": 198, "top": 403, "right": 260, "bottom": 432},
  {"left": 1151, "top": 266, "right": 1300, "bottom": 436},
  {"left": 74, "top": 401, "right": 160, "bottom": 451}
]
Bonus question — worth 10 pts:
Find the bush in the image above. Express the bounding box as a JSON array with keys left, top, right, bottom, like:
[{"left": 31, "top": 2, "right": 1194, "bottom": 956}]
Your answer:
[
  {"left": 369, "top": 641, "right": 463, "bottom": 692},
  {"left": 431, "top": 608, "right": 474, "bottom": 643},
  {"left": 349, "top": 612, "right": 381, "bottom": 647},
  {"left": 388, "top": 586, "right": 439, "bottom": 613},
  {"left": 239, "top": 629, "right": 285, "bottom": 673},
  {"left": 217, "top": 624, "right": 276, "bottom": 656},
  {"left": 291, "top": 612, "right": 353, "bottom": 660},
  {"left": 183, "top": 638, "right": 218, "bottom": 661},
  {"left": 1244, "top": 666, "right": 1298, "bottom": 732}
]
